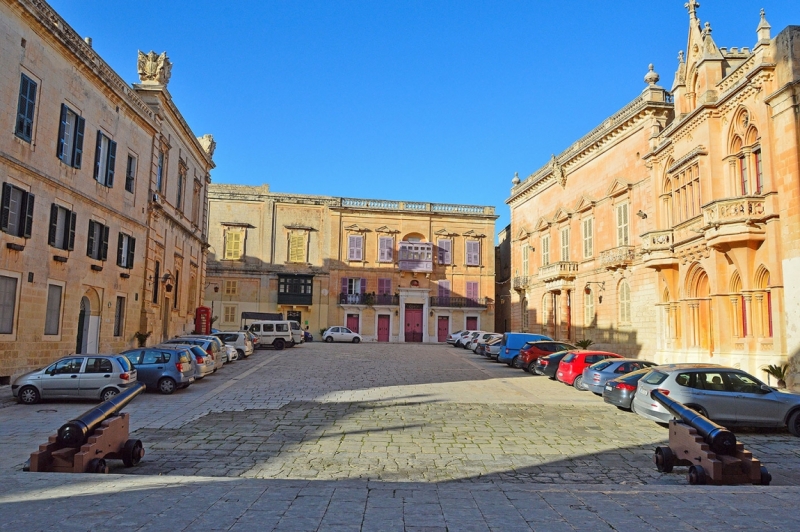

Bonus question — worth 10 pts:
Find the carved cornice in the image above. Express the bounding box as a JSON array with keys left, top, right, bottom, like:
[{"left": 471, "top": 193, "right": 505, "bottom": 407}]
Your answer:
[{"left": 667, "top": 146, "right": 707, "bottom": 174}]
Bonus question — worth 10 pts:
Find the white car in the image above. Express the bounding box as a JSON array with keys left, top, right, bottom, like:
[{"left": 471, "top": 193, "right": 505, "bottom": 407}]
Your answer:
[{"left": 323, "top": 326, "right": 362, "bottom": 343}]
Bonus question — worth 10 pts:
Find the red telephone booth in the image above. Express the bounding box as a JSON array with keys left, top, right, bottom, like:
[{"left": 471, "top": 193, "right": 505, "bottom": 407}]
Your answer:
[{"left": 195, "top": 306, "right": 212, "bottom": 335}]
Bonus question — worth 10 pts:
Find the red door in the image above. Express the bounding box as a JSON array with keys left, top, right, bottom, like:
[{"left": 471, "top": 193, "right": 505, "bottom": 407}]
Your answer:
[
  {"left": 347, "top": 314, "right": 359, "bottom": 333},
  {"left": 466, "top": 316, "right": 478, "bottom": 330},
  {"left": 377, "top": 315, "right": 390, "bottom": 342},
  {"left": 437, "top": 316, "right": 449, "bottom": 342},
  {"left": 404, "top": 305, "right": 423, "bottom": 342}
]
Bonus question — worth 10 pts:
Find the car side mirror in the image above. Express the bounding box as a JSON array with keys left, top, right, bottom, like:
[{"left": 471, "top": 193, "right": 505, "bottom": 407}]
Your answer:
[{"left": 761, "top": 384, "right": 773, "bottom": 393}]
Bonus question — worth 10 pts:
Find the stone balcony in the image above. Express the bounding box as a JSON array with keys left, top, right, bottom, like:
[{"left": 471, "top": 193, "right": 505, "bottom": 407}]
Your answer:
[
  {"left": 538, "top": 261, "right": 578, "bottom": 282},
  {"left": 599, "top": 246, "right": 635, "bottom": 270},
  {"left": 512, "top": 276, "right": 532, "bottom": 291},
  {"left": 640, "top": 230, "right": 677, "bottom": 269},
  {"left": 702, "top": 195, "right": 772, "bottom": 249}
]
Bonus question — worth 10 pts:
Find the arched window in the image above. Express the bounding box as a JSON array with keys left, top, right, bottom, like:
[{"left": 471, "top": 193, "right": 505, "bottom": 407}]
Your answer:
[
  {"left": 685, "top": 264, "right": 712, "bottom": 349},
  {"left": 730, "top": 271, "right": 746, "bottom": 338},
  {"left": 584, "top": 288, "right": 595, "bottom": 328},
  {"left": 728, "top": 110, "right": 763, "bottom": 196},
  {"left": 619, "top": 281, "right": 631, "bottom": 325},
  {"left": 755, "top": 266, "right": 772, "bottom": 338}
]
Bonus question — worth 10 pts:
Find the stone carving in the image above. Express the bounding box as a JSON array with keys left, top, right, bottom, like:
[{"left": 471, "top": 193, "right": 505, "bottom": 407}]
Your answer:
[
  {"left": 550, "top": 155, "right": 566, "bottom": 188},
  {"left": 198, "top": 134, "right": 216, "bottom": 157},
  {"left": 137, "top": 50, "right": 172, "bottom": 85}
]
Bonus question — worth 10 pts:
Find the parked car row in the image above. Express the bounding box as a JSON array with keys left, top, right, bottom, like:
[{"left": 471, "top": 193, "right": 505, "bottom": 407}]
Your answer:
[
  {"left": 469, "top": 332, "right": 800, "bottom": 436},
  {"left": 11, "top": 331, "right": 257, "bottom": 404}
]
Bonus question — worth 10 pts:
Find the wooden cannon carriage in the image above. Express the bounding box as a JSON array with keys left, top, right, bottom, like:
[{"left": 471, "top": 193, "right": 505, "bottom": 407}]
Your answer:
[
  {"left": 651, "top": 389, "right": 771, "bottom": 485},
  {"left": 28, "top": 382, "right": 146, "bottom": 474}
]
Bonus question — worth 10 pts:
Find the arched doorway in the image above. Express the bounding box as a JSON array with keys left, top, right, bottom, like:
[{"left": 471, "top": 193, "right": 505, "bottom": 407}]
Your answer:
[
  {"left": 76, "top": 288, "right": 101, "bottom": 354},
  {"left": 685, "top": 264, "right": 712, "bottom": 351}
]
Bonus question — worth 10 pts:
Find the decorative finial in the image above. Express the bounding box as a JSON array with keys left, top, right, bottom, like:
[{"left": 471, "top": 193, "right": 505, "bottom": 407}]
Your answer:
[
  {"left": 512, "top": 172, "right": 520, "bottom": 185},
  {"left": 644, "top": 64, "right": 660, "bottom": 85},
  {"left": 760, "top": 8, "right": 765, "bottom": 18},
  {"left": 703, "top": 21, "right": 712, "bottom": 36},
  {"left": 137, "top": 50, "right": 172, "bottom": 85},
  {"left": 685, "top": 0, "right": 699, "bottom": 18},
  {"left": 678, "top": 51, "right": 685, "bottom": 63},
  {"left": 756, "top": 8, "right": 771, "bottom": 41}
]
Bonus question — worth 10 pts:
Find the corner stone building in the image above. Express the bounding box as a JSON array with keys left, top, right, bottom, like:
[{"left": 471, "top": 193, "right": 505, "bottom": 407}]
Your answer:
[
  {"left": 205, "top": 184, "right": 497, "bottom": 342},
  {"left": 0, "top": 0, "right": 213, "bottom": 381},
  {"left": 508, "top": 5, "right": 800, "bottom": 387}
]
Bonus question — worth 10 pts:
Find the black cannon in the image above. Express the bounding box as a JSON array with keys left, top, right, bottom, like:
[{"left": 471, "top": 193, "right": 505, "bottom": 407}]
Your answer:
[
  {"left": 650, "top": 389, "right": 770, "bottom": 485},
  {"left": 29, "top": 382, "right": 146, "bottom": 474}
]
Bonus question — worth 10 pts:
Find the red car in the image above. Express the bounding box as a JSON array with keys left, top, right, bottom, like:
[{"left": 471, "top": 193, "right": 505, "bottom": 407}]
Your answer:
[
  {"left": 556, "top": 350, "right": 623, "bottom": 388},
  {"left": 516, "top": 341, "right": 577, "bottom": 372}
]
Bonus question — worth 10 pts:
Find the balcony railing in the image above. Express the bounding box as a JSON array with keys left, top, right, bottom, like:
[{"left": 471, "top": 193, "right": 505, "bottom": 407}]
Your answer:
[
  {"left": 599, "top": 246, "right": 635, "bottom": 269},
  {"left": 537, "top": 261, "right": 578, "bottom": 282},
  {"left": 339, "top": 293, "right": 399, "bottom": 306},
  {"left": 641, "top": 230, "right": 674, "bottom": 252},
  {"left": 277, "top": 292, "right": 313, "bottom": 305},
  {"left": 512, "top": 276, "right": 531, "bottom": 291},
  {"left": 429, "top": 296, "right": 487, "bottom": 308},
  {"left": 703, "top": 196, "right": 768, "bottom": 225}
]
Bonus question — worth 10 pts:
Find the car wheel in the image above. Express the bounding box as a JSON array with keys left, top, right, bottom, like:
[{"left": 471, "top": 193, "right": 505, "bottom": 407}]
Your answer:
[
  {"left": 158, "top": 377, "right": 177, "bottom": 395},
  {"left": 527, "top": 362, "right": 537, "bottom": 373},
  {"left": 122, "top": 439, "right": 145, "bottom": 467},
  {"left": 101, "top": 388, "right": 119, "bottom": 402},
  {"left": 573, "top": 375, "right": 586, "bottom": 391},
  {"left": 787, "top": 410, "right": 800, "bottom": 437},
  {"left": 352, "top": 337, "right": 360, "bottom": 343},
  {"left": 273, "top": 339, "right": 285, "bottom": 350},
  {"left": 325, "top": 336, "right": 334, "bottom": 343},
  {"left": 18, "top": 385, "right": 40, "bottom": 405},
  {"left": 237, "top": 349, "right": 245, "bottom": 359},
  {"left": 511, "top": 356, "right": 519, "bottom": 368}
]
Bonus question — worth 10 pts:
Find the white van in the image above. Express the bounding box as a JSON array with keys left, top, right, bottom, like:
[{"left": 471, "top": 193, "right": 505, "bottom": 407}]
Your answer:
[
  {"left": 245, "top": 321, "right": 294, "bottom": 350},
  {"left": 288, "top": 321, "right": 304, "bottom": 345}
]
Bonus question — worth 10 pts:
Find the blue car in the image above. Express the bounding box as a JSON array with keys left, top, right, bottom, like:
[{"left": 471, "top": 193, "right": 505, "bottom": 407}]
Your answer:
[
  {"left": 497, "top": 332, "right": 552, "bottom": 365},
  {"left": 122, "top": 346, "right": 195, "bottom": 394}
]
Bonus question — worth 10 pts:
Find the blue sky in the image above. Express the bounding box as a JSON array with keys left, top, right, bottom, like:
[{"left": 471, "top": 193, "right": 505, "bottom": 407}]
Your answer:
[{"left": 50, "top": 0, "right": 794, "bottom": 237}]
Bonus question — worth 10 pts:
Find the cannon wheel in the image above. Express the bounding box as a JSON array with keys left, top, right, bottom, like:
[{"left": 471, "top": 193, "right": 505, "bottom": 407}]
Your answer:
[
  {"left": 760, "top": 466, "right": 772, "bottom": 486},
  {"left": 688, "top": 465, "right": 706, "bottom": 485},
  {"left": 88, "top": 458, "right": 109, "bottom": 474},
  {"left": 122, "top": 439, "right": 145, "bottom": 467},
  {"left": 654, "top": 446, "right": 675, "bottom": 473}
]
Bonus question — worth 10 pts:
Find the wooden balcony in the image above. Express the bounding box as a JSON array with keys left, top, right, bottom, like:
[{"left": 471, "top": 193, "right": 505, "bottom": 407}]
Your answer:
[
  {"left": 702, "top": 196, "right": 772, "bottom": 249},
  {"left": 640, "top": 230, "right": 677, "bottom": 269},
  {"left": 599, "top": 246, "right": 635, "bottom": 270}
]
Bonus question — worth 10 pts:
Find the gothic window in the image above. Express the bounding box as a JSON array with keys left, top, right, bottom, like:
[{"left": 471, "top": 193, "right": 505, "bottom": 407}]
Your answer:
[{"left": 668, "top": 164, "right": 701, "bottom": 224}]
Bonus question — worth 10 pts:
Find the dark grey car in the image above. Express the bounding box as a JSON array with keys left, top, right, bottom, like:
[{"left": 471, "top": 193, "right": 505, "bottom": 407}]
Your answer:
[{"left": 602, "top": 368, "right": 652, "bottom": 410}]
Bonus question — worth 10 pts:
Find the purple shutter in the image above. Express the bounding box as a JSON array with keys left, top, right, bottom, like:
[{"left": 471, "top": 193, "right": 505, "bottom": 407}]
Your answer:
[
  {"left": 341, "top": 277, "right": 348, "bottom": 296},
  {"left": 379, "top": 237, "right": 392, "bottom": 262},
  {"left": 466, "top": 282, "right": 478, "bottom": 303},
  {"left": 360, "top": 278, "right": 367, "bottom": 295},
  {"left": 378, "top": 278, "right": 390, "bottom": 295},
  {"left": 438, "top": 281, "right": 450, "bottom": 298},
  {"left": 467, "top": 241, "right": 479, "bottom": 265},
  {"left": 348, "top": 235, "right": 363, "bottom": 260},
  {"left": 439, "top": 239, "right": 451, "bottom": 264}
]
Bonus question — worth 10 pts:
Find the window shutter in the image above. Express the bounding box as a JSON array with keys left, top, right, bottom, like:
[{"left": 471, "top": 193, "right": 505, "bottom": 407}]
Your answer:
[
  {"left": 106, "top": 140, "right": 116, "bottom": 187},
  {"left": 349, "top": 235, "right": 362, "bottom": 261},
  {"left": 443, "top": 239, "right": 451, "bottom": 264},
  {"left": 360, "top": 278, "right": 367, "bottom": 295},
  {"left": 438, "top": 281, "right": 450, "bottom": 298},
  {"left": 49, "top": 204, "right": 59, "bottom": 246},
  {"left": 87, "top": 220, "right": 95, "bottom": 256},
  {"left": 101, "top": 224, "right": 109, "bottom": 260},
  {"left": 379, "top": 237, "right": 392, "bottom": 262},
  {"left": 341, "top": 277, "right": 348, "bottom": 295},
  {"left": 127, "top": 237, "right": 135, "bottom": 268},
  {"left": 466, "top": 241, "right": 479, "bottom": 265},
  {"left": 67, "top": 211, "right": 76, "bottom": 250},
  {"left": 57, "top": 104, "right": 67, "bottom": 159},
  {"left": 117, "top": 233, "right": 124, "bottom": 266},
  {"left": 378, "top": 278, "right": 390, "bottom": 295},
  {"left": 0, "top": 183, "right": 10, "bottom": 231},
  {"left": 73, "top": 116, "right": 85, "bottom": 168},
  {"left": 93, "top": 131, "right": 103, "bottom": 180},
  {"left": 22, "top": 192, "right": 34, "bottom": 238},
  {"left": 467, "top": 282, "right": 478, "bottom": 301}
]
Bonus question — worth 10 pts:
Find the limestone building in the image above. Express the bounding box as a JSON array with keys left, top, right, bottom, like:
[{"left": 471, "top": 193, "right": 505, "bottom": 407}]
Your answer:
[
  {"left": 0, "top": 0, "right": 213, "bottom": 381},
  {"left": 508, "top": 4, "right": 800, "bottom": 385},
  {"left": 205, "top": 184, "right": 497, "bottom": 342}
]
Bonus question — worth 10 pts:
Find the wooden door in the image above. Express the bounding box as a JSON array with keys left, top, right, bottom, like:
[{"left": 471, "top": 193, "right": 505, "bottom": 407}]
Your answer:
[
  {"left": 404, "top": 305, "right": 423, "bottom": 342},
  {"left": 347, "top": 314, "right": 359, "bottom": 333},
  {"left": 437, "top": 316, "right": 449, "bottom": 342},
  {"left": 377, "top": 315, "right": 390, "bottom": 342},
  {"left": 466, "top": 316, "right": 478, "bottom": 330}
]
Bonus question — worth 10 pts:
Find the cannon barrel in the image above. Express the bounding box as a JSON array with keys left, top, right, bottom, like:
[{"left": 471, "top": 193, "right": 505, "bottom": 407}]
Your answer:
[
  {"left": 57, "top": 382, "right": 145, "bottom": 447},
  {"left": 650, "top": 389, "right": 737, "bottom": 456}
]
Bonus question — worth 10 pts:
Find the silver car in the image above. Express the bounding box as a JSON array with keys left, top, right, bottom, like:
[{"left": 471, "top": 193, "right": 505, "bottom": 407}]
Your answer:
[
  {"left": 582, "top": 358, "right": 657, "bottom": 394},
  {"left": 214, "top": 331, "right": 254, "bottom": 359},
  {"left": 632, "top": 363, "right": 800, "bottom": 436},
  {"left": 12, "top": 355, "right": 138, "bottom": 404}
]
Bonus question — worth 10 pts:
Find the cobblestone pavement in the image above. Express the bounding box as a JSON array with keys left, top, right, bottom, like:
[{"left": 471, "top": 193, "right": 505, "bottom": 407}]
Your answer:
[{"left": 1, "top": 342, "right": 800, "bottom": 530}]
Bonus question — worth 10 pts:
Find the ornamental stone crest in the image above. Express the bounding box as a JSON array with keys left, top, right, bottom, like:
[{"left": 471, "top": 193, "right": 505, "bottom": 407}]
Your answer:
[
  {"left": 137, "top": 50, "right": 172, "bottom": 85},
  {"left": 197, "top": 134, "right": 216, "bottom": 158},
  {"left": 551, "top": 155, "right": 566, "bottom": 188}
]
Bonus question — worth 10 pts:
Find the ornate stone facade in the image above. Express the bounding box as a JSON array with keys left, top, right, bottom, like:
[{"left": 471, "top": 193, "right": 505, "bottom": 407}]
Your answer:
[{"left": 508, "top": 5, "right": 800, "bottom": 386}]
